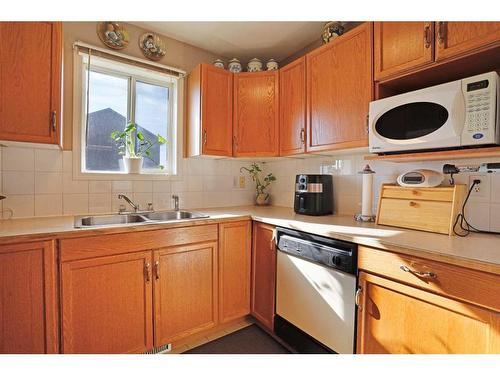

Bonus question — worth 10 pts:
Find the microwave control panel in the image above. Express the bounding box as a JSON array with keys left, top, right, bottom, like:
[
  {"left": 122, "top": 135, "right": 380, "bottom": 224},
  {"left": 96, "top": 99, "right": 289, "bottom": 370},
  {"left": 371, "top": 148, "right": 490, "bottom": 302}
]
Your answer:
[{"left": 462, "top": 72, "right": 499, "bottom": 145}]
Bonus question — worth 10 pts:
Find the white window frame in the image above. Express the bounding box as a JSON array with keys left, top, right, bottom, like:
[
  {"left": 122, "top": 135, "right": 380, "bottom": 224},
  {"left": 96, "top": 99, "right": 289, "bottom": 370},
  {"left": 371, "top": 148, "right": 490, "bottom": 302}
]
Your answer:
[{"left": 72, "top": 50, "right": 184, "bottom": 180}]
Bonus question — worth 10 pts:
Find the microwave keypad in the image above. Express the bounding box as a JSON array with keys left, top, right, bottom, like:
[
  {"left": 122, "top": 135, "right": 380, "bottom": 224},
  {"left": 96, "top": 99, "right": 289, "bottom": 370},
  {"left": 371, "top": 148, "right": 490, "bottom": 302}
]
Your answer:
[{"left": 466, "top": 91, "right": 491, "bottom": 132}]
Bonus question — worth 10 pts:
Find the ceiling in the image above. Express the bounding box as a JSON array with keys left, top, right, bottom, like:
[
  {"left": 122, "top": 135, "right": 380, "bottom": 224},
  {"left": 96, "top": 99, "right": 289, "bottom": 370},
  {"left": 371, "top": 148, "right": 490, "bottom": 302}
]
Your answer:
[{"left": 131, "top": 22, "right": 327, "bottom": 63}]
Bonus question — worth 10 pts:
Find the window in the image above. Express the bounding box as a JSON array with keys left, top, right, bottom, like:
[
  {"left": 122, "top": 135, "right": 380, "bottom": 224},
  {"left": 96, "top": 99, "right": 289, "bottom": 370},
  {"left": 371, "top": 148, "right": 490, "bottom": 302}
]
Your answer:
[{"left": 76, "top": 53, "right": 178, "bottom": 176}]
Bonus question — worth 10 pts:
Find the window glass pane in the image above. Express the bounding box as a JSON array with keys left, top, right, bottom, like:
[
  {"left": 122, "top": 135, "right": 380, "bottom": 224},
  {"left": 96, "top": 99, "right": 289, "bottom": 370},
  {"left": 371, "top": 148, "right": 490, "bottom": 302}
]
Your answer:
[
  {"left": 135, "top": 81, "right": 169, "bottom": 170},
  {"left": 85, "top": 69, "right": 128, "bottom": 172}
]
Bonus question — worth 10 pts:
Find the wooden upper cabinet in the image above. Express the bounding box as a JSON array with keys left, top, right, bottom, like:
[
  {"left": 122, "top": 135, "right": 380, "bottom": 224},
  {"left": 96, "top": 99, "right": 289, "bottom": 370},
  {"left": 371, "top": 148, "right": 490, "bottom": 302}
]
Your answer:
[
  {"left": 233, "top": 71, "right": 279, "bottom": 157},
  {"left": 357, "top": 272, "right": 500, "bottom": 354},
  {"left": 307, "top": 22, "right": 373, "bottom": 152},
  {"left": 279, "top": 57, "right": 306, "bottom": 156},
  {"left": 218, "top": 221, "right": 252, "bottom": 323},
  {"left": 251, "top": 222, "right": 276, "bottom": 331},
  {"left": 186, "top": 64, "right": 233, "bottom": 157},
  {"left": 0, "top": 241, "right": 58, "bottom": 354},
  {"left": 153, "top": 242, "right": 218, "bottom": 346},
  {"left": 60, "top": 251, "right": 154, "bottom": 354},
  {"left": 435, "top": 21, "right": 500, "bottom": 61},
  {"left": 374, "top": 22, "right": 434, "bottom": 80},
  {"left": 0, "top": 22, "right": 62, "bottom": 144}
]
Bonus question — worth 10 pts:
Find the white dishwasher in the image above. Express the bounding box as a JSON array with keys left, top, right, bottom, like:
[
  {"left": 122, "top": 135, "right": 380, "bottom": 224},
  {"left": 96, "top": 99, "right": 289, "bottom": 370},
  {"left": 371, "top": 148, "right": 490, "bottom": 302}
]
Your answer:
[{"left": 275, "top": 227, "right": 358, "bottom": 354}]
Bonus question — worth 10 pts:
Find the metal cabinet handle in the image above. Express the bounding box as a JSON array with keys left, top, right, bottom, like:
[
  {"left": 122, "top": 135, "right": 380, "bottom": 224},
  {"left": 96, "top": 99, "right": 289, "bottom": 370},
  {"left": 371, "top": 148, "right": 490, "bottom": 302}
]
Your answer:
[
  {"left": 51, "top": 111, "right": 57, "bottom": 132},
  {"left": 233, "top": 135, "right": 238, "bottom": 150},
  {"left": 154, "top": 261, "right": 160, "bottom": 280},
  {"left": 424, "top": 23, "right": 432, "bottom": 48},
  {"left": 400, "top": 265, "right": 437, "bottom": 279},
  {"left": 437, "top": 21, "right": 446, "bottom": 45},
  {"left": 355, "top": 287, "right": 363, "bottom": 310},
  {"left": 203, "top": 130, "right": 207, "bottom": 145},
  {"left": 300, "top": 128, "right": 305, "bottom": 144},
  {"left": 144, "top": 262, "right": 151, "bottom": 282}
]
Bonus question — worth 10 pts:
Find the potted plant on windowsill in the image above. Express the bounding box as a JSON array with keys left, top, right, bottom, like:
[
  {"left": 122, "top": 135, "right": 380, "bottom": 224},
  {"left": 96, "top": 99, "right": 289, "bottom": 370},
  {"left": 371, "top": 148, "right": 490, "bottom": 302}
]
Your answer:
[
  {"left": 111, "top": 122, "right": 167, "bottom": 174},
  {"left": 240, "top": 163, "right": 276, "bottom": 206}
]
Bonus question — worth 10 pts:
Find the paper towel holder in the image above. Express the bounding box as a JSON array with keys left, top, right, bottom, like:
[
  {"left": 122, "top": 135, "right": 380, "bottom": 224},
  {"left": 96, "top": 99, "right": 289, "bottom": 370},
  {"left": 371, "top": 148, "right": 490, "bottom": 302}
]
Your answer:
[{"left": 354, "top": 164, "right": 376, "bottom": 222}]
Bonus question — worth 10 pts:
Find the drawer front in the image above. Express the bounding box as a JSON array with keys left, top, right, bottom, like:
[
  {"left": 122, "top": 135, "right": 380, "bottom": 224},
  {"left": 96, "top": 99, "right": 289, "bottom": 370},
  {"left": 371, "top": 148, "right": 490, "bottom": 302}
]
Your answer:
[
  {"left": 358, "top": 246, "right": 500, "bottom": 312},
  {"left": 378, "top": 198, "right": 452, "bottom": 234},
  {"left": 60, "top": 224, "right": 218, "bottom": 262},
  {"left": 381, "top": 186, "right": 454, "bottom": 202}
]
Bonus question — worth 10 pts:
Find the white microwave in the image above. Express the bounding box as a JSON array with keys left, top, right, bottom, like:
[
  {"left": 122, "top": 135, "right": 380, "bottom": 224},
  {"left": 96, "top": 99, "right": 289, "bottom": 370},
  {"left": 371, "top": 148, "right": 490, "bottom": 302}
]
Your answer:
[{"left": 369, "top": 71, "right": 500, "bottom": 153}]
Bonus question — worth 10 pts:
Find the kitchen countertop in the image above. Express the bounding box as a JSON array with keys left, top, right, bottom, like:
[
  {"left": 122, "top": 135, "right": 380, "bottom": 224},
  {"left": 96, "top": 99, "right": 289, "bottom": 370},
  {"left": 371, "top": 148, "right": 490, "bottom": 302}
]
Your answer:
[{"left": 1, "top": 205, "right": 499, "bottom": 274}]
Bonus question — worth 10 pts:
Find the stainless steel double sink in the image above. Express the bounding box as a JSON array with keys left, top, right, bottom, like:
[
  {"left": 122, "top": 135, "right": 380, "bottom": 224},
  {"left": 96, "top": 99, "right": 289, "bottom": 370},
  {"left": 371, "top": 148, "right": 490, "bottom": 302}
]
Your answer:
[{"left": 74, "top": 210, "right": 210, "bottom": 228}]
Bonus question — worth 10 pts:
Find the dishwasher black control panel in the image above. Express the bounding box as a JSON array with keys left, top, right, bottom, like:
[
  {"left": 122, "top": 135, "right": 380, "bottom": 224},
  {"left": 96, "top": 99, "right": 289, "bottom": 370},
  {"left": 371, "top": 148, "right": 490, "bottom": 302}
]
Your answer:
[{"left": 276, "top": 227, "right": 357, "bottom": 275}]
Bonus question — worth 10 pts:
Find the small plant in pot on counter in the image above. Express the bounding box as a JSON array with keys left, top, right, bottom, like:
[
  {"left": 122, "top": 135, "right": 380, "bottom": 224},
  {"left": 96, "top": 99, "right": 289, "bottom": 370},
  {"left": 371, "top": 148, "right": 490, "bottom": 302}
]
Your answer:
[
  {"left": 111, "top": 122, "right": 167, "bottom": 173},
  {"left": 240, "top": 163, "right": 276, "bottom": 206}
]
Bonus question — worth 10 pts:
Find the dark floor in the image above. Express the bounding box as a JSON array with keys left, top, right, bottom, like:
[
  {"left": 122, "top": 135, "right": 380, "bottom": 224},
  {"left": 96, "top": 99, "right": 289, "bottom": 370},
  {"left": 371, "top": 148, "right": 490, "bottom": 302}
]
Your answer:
[{"left": 184, "top": 324, "right": 291, "bottom": 354}]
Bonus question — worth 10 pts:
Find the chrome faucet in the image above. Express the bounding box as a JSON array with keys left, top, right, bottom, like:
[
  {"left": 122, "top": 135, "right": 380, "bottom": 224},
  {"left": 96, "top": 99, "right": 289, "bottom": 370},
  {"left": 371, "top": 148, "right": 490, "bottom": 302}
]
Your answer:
[
  {"left": 118, "top": 194, "right": 139, "bottom": 213},
  {"left": 172, "top": 194, "right": 179, "bottom": 211}
]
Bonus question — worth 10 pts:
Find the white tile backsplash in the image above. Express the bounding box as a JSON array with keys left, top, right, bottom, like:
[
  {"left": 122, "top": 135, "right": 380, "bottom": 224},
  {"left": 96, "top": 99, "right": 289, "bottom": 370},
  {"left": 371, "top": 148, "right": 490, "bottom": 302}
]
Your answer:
[
  {"left": 2, "top": 147, "right": 34, "bottom": 171},
  {"left": 35, "top": 194, "right": 63, "bottom": 216},
  {"left": 35, "top": 149, "right": 63, "bottom": 172},
  {"left": 2, "top": 146, "right": 499, "bottom": 227},
  {"left": 3, "top": 171, "right": 35, "bottom": 195},
  {"left": 35, "top": 172, "right": 63, "bottom": 194}
]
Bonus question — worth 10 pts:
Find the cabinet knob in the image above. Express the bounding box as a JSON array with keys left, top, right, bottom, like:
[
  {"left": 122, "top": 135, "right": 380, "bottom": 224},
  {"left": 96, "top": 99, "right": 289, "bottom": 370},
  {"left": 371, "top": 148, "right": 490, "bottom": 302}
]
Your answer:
[
  {"left": 437, "top": 21, "right": 446, "bottom": 45},
  {"left": 423, "top": 23, "right": 432, "bottom": 49},
  {"left": 355, "top": 286, "right": 363, "bottom": 310},
  {"left": 144, "top": 262, "right": 151, "bottom": 282},
  {"left": 51, "top": 111, "right": 57, "bottom": 132},
  {"left": 400, "top": 264, "right": 437, "bottom": 279}
]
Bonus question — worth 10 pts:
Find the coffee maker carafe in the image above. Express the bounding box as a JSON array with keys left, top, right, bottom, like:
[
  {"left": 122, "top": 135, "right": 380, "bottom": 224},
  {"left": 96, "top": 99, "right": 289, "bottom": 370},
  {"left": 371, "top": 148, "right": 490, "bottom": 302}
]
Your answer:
[{"left": 294, "top": 174, "right": 333, "bottom": 215}]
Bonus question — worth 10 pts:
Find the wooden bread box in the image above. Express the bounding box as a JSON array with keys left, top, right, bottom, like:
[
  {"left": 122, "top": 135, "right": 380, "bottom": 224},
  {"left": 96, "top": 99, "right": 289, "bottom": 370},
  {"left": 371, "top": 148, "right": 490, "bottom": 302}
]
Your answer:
[{"left": 376, "top": 184, "right": 466, "bottom": 235}]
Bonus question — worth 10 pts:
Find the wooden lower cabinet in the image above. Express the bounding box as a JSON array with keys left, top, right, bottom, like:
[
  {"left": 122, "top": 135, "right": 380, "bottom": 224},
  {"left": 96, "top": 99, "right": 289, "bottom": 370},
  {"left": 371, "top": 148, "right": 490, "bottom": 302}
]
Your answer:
[
  {"left": 61, "top": 251, "right": 154, "bottom": 353},
  {"left": 218, "top": 221, "right": 252, "bottom": 323},
  {"left": 153, "top": 242, "right": 218, "bottom": 345},
  {"left": 251, "top": 223, "right": 276, "bottom": 331},
  {"left": 356, "top": 271, "right": 500, "bottom": 354},
  {"left": 0, "top": 241, "right": 58, "bottom": 353}
]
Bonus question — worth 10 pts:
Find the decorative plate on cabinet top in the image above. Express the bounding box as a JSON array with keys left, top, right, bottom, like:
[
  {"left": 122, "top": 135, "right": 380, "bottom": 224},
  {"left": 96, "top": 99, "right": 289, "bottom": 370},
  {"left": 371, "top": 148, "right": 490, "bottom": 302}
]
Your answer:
[
  {"left": 139, "top": 32, "right": 167, "bottom": 61},
  {"left": 97, "top": 22, "right": 130, "bottom": 50}
]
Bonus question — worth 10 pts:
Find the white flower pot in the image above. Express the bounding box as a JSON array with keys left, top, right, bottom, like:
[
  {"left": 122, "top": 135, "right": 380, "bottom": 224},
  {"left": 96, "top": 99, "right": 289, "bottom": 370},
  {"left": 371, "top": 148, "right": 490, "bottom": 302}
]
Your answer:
[{"left": 123, "top": 156, "right": 143, "bottom": 174}]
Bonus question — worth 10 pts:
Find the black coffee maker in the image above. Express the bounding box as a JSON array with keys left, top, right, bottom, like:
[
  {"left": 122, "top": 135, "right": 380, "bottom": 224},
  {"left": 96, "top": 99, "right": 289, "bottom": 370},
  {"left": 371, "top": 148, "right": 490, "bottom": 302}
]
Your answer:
[{"left": 294, "top": 174, "right": 333, "bottom": 215}]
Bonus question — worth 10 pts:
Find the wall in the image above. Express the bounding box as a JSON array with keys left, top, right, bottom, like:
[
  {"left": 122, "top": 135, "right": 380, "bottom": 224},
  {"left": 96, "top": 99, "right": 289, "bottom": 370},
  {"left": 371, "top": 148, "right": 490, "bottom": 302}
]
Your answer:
[
  {"left": 62, "top": 22, "right": 222, "bottom": 150},
  {"left": 264, "top": 152, "right": 500, "bottom": 232}
]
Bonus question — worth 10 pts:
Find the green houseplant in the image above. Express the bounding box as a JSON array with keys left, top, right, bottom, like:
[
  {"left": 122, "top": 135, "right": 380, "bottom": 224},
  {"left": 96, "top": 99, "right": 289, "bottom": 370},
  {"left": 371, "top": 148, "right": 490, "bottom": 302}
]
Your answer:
[
  {"left": 240, "top": 163, "right": 276, "bottom": 205},
  {"left": 111, "top": 122, "right": 167, "bottom": 173}
]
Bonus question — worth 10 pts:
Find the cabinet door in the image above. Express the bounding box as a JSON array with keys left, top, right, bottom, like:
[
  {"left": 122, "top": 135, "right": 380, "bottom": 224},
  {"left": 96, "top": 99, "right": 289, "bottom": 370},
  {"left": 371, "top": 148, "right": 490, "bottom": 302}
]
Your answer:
[
  {"left": 0, "top": 241, "right": 57, "bottom": 353},
  {"left": 154, "top": 242, "right": 218, "bottom": 345},
  {"left": 307, "top": 23, "right": 373, "bottom": 152},
  {"left": 374, "top": 22, "right": 434, "bottom": 80},
  {"left": 202, "top": 64, "right": 233, "bottom": 156},
  {"left": 435, "top": 22, "right": 500, "bottom": 61},
  {"left": 280, "top": 57, "right": 306, "bottom": 155},
  {"left": 0, "top": 22, "right": 62, "bottom": 144},
  {"left": 61, "top": 251, "right": 153, "bottom": 353},
  {"left": 356, "top": 272, "right": 500, "bottom": 354},
  {"left": 251, "top": 222, "right": 276, "bottom": 331},
  {"left": 219, "top": 221, "right": 252, "bottom": 323},
  {"left": 233, "top": 71, "right": 279, "bottom": 157}
]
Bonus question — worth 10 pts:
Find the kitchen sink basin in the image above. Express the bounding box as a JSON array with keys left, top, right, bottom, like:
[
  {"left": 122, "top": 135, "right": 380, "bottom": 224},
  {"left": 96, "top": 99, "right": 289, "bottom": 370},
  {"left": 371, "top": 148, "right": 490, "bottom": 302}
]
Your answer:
[
  {"left": 74, "top": 210, "right": 209, "bottom": 228},
  {"left": 142, "top": 210, "right": 209, "bottom": 221}
]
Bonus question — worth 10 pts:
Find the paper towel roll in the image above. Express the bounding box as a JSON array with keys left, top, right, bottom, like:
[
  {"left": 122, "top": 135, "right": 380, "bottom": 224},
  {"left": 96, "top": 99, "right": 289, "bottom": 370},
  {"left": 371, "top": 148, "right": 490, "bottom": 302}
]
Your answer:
[{"left": 361, "top": 172, "right": 373, "bottom": 217}]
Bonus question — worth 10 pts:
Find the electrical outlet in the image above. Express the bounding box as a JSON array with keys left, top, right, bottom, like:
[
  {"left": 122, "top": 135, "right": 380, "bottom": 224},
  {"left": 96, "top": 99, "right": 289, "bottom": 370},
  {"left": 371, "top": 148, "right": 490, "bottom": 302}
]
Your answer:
[
  {"left": 239, "top": 176, "right": 246, "bottom": 189},
  {"left": 468, "top": 174, "right": 491, "bottom": 201}
]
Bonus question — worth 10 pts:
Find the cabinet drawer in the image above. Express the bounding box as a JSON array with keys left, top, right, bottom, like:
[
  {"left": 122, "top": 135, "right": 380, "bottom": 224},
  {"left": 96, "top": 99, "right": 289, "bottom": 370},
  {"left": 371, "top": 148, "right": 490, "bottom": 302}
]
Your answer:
[
  {"left": 381, "top": 186, "right": 455, "bottom": 202},
  {"left": 358, "top": 246, "right": 500, "bottom": 312},
  {"left": 377, "top": 198, "right": 452, "bottom": 234}
]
